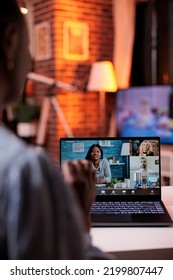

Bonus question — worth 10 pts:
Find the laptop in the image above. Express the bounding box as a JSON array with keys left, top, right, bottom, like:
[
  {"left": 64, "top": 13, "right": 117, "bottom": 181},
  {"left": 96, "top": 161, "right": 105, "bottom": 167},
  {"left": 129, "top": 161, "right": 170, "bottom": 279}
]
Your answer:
[{"left": 60, "top": 136, "right": 173, "bottom": 227}]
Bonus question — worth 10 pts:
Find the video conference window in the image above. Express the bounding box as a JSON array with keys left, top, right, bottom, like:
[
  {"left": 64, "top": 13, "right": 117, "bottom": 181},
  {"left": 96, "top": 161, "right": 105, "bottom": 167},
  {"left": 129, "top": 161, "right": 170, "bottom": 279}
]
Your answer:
[{"left": 61, "top": 138, "right": 160, "bottom": 196}]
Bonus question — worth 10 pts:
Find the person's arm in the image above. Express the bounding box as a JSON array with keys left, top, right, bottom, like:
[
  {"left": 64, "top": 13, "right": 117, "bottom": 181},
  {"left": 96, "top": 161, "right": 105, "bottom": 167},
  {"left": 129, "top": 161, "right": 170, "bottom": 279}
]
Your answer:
[
  {"left": 103, "top": 158, "right": 111, "bottom": 183},
  {"left": 96, "top": 159, "right": 111, "bottom": 184},
  {"left": 134, "top": 181, "right": 141, "bottom": 188},
  {"left": 62, "top": 159, "right": 96, "bottom": 232},
  {"left": 62, "top": 160, "right": 113, "bottom": 260},
  {"left": 5, "top": 148, "right": 84, "bottom": 260}
]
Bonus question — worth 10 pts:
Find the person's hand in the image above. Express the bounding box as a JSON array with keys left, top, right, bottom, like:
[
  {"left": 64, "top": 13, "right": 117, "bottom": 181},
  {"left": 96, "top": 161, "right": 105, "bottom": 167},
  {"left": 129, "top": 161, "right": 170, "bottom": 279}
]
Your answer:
[
  {"left": 140, "top": 185, "right": 148, "bottom": 189},
  {"left": 96, "top": 178, "right": 106, "bottom": 184},
  {"left": 62, "top": 159, "right": 96, "bottom": 232}
]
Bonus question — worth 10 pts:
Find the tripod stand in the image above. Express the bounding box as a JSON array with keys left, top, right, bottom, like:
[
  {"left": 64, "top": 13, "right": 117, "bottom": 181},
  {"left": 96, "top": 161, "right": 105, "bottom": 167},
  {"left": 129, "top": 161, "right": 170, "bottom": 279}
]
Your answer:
[{"left": 27, "top": 72, "right": 74, "bottom": 146}]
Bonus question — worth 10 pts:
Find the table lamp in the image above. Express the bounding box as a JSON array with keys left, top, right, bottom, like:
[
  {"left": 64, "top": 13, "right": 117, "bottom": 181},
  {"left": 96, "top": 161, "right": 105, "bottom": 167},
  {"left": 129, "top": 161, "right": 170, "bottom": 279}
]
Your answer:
[{"left": 87, "top": 61, "right": 117, "bottom": 135}]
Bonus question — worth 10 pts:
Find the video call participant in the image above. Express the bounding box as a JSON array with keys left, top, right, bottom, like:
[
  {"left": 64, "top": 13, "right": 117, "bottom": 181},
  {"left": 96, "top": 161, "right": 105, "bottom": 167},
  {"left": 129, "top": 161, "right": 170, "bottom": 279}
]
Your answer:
[
  {"left": 152, "top": 140, "right": 159, "bottom": 156},
  {"left": 136, "top": 157, "right": 153, "bottom": 173},
  {"left": 134, "top": 173, "right": 154, "bottom": 189},
  {"left": 85, "top": 144, "right": 111, "bottom": 184},
  {"left": 139, "top": 140, "right": 154, "bottom": 156}
]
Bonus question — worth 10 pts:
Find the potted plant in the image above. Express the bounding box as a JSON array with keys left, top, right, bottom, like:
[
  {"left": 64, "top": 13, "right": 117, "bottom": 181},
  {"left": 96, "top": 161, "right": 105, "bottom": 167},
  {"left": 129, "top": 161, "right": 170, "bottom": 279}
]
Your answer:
[
  {"left": 107, "top": 178, "right": 119, "bottom": 188},
  {"left": 108, "top": 155, "right": 114, "bottom": 164},
  {"left": 13, "top": 102, "right": 40, "bottom": 138}
]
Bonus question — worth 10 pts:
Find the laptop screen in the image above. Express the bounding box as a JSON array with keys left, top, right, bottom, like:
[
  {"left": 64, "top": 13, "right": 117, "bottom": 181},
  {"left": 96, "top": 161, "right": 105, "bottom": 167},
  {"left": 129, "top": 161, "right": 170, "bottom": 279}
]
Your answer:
[{"left": 60, "top": 137, "right": 161, "bottom": 199}]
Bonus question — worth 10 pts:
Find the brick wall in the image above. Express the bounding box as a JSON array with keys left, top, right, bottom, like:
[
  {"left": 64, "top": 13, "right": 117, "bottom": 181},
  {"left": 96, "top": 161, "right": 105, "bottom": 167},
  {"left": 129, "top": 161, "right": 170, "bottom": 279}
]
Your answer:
[{"left": 32, "top": 0, "right": 115, "bottom": 166}]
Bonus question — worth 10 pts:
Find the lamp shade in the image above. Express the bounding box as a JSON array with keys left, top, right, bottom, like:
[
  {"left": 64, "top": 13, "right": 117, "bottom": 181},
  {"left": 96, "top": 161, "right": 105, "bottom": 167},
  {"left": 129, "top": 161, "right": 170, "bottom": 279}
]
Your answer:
[
  {"left": 18, "top": 0, "right": 28, "bottom": 14},
  {"left": 87, "top": 61, "right": 117, "bottom": 92},
  {"left": 121, "top": 143, "right": 130, "bottom": 156}
]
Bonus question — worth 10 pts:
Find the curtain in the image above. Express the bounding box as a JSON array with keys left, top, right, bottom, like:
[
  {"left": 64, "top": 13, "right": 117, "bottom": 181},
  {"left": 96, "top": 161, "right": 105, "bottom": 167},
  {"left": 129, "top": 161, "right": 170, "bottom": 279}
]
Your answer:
[
  {"left": 108, "top": 0, "right": 136, "bottom": 136},
  {"left": 112, "top": 0, "right": 136, "bottom": 88}
]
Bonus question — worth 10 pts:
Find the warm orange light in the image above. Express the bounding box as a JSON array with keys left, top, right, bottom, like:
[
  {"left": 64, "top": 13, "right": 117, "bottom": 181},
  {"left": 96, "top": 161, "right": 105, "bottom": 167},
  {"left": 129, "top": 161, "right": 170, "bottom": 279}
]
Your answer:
[
  {"left": 87, "top": 61, "right": 117, "bottom": 135},
  {"left": 87, "top": 61, "right": 118, "bottom": 92}
]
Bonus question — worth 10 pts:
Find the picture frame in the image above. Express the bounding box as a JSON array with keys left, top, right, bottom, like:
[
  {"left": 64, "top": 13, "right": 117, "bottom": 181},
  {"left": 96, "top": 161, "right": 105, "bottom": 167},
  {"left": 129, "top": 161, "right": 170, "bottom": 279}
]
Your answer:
[
  {"left": 34, "top": 22, "right": 52, "bottom": 61},
  {"left": 63, "top": 21, "right": 89, "bottom": 61},
  {"left": 72, "top": 143, "right": 84, "bottom": 152}
]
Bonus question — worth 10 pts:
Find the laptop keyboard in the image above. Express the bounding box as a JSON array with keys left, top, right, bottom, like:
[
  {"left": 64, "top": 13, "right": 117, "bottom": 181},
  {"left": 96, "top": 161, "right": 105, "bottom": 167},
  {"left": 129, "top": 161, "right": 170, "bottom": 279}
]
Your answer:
[{"left": 91, "top": 201, "right": 165, "bottom": 214}]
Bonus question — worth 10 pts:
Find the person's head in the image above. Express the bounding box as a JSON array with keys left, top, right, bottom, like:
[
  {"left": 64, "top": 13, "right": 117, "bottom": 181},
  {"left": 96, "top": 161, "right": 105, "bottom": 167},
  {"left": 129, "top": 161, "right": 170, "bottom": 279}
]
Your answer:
[
  {"left": 0, "top": 0, "right": 31, "bottom": 106},
  {"left": 141, "top": 173, "right": 147, "bottom": 182},
  {"left": 85, "top": 144, "right": 103, "bottom": 161},
  {"left": 152, "top": 141, "right": 159, "bottom": 156},
  {"left": 140, "top": 157, "right": 147, "bottom": 169},
  {"left": 140, "top": 140, "right": 152, "bottom": 154}
]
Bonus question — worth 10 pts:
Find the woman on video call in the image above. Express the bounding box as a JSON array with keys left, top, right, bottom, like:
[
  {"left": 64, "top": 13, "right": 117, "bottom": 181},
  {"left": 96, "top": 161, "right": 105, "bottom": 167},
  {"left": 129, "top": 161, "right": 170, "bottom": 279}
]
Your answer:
[
  {"left": 85, "top": 144, "right": 111, "bottom": 184},
  {"left": 139, "top": 140, "right": 154, "bottom": 156}
]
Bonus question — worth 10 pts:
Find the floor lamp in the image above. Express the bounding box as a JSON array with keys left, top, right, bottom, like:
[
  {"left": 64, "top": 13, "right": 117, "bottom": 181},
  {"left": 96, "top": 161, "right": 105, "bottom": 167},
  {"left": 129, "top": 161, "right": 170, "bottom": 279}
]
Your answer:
[{"left": 87, "top": 61, "right": 117, "bottom": 136}]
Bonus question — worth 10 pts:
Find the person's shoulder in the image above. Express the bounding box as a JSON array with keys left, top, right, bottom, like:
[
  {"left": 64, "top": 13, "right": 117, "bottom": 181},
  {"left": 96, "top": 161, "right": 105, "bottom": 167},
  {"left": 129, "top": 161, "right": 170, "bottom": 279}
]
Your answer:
[
  {"left": 0, "top": 125, "right": 54, "bottom": 175},
  {"left": 147, "top": 168, "right": 153, "bottom": 172},
  {"left": 136, "top": 169, "right": 142, "bottom": 173},
  {"left": 0, "top": 126, "right": 27, "bottom": 170},
  {"left": 102, "top": 158, "right": 109, "bottom": 164},
  {"left": 0, "top": 124, "right": 26, "bottom": 150}
]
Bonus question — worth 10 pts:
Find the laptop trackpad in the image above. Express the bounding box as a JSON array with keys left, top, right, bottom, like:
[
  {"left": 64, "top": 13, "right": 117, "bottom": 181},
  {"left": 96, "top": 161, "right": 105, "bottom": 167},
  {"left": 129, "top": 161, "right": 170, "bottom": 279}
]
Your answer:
[{"left": 92, "top": 214, "right": 132, "bottom": 225}]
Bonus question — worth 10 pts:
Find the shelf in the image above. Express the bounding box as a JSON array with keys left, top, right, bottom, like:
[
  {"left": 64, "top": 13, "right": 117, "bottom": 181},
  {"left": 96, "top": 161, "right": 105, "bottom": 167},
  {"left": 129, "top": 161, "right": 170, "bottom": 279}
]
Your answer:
[{"left": 109, "top": 163, "right": 125, "bottom": 165}]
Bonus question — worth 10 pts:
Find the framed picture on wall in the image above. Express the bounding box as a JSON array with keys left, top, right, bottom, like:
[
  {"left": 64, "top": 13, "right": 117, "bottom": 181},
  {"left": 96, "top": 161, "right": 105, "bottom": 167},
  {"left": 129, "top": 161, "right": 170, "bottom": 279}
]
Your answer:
[
  {"left": 34, "top": 22, "right": 52, "bottom": 61},
  {"left": 63, "top": 21, "right": 89, "bottom": 61}
]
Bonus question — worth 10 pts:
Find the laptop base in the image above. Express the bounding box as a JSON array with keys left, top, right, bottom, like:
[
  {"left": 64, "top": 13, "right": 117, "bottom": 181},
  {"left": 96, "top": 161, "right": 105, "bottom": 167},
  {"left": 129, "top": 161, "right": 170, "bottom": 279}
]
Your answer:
[{"left": 92, "top": 213, "right": 173, "bottom": 227}]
